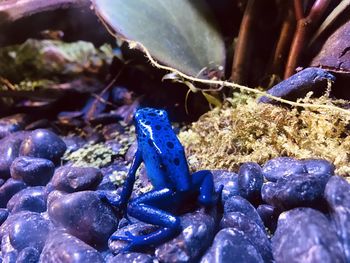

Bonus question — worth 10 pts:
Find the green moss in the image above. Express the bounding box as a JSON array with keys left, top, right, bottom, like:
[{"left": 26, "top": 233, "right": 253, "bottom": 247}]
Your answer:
[
  {"left": 63, "top": 142, "right": 115, "bottom": 168},
  {"left": 0, "top": 39, "right": 113, "bottom": 82},
  {"left": 179, "top": 95, "right": 350, "bottom": 178}
]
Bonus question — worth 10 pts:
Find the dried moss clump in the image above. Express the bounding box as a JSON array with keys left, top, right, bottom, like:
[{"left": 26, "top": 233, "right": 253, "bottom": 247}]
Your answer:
[{"left": 179, "top": 96, "right": 350, "bottom": 176}]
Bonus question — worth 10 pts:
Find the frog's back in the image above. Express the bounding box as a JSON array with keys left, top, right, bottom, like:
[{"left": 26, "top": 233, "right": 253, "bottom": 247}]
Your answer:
[{"left": 134, "top": 108, "right": 191, "bottom": 191}]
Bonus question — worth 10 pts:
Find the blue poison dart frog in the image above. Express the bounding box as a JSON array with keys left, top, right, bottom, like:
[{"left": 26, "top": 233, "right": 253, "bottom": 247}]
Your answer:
[{"left": 101, "top": 107, "right": 222, "bottom": 251}]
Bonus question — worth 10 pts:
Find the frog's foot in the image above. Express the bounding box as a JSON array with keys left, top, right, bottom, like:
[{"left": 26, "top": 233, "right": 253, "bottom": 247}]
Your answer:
[
  {"left": 111, "top": 231, "right": 145, "bottom": 252},
  {"left": 192, "top": 170, "right": 223, "bottom": 207},
  {"left": 111, "top": 226, "right": 178, "bottom": 252},
  {"left": 199, "top": 184, "right": 223, "bottom": 206},
  {"left": 97, "top": 190, "right": 127, "bottom": 214},
  {"left": 214, "top": 184, "right": 224, "bottom": 205}
]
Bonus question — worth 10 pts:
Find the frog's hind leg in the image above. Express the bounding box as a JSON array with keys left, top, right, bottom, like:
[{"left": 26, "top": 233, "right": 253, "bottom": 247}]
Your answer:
[
  {"left": 111, "top": 188, "right": 181, "bottom": 251},
  {"left": 192, "top": 170, "right": 223, "bottom": 206}
]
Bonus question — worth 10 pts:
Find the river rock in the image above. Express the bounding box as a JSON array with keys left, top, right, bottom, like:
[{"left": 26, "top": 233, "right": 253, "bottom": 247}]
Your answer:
[
  {"left": 10, "top": 156, "right": 54, "bottom": 186},
  {"left": 0, "top": 132, "right": 27, "bottom": 179},
  {"left": 39, "top": 229, "right": 104, "bottom": 263},
  {"left": 16, "top": 247, "right": 40, "bottom": 263},
  {"left": 48, "top": 191, "right": 118, "bottom": 246},
  {"left": 212, "top": 170, "right": 240, "bottom": 204},
  {"left": 238, "top": 162, "right": 263, "bottom": 204},
  {"left": 324, "top": 176, "right": 350, "bottom": 261},
  {"left": 0, "top": 211, "right": 50, "bottom": 253},
  {"left": 256, "top": 204, "right": 280, "bottom": 232},
  {"left": 19, "top": 129, "right": 66, "bottom": 164},
  {"left": 7, "top": 186, "right": 46, "bottom": 213},
  {"left": 272, "top": 207, "right": 346, "bottom": 263},
  {"left": 224, "top": 195, "right": 265, "bottom": 230},
  {"left": 155, "top": 208, "right": 217, "bottom": 263},
  {"left": 0, "top": 208, "right": 9, "bottom": 225},
  {"left": 200, "top": 228, "right": 264, "bottom": 263},
  {"left": 220, "top": 212, "right": 273, "bottom": 262},
  {"left": 262, "top": 157, "right": 306, "bottom": 182},
  {"left": 108, "top": 252, "right": 155, "bottom": 263},
  {"left": 261, "top": 172, "right": 330, "bottom": 210},
  {"left": 51, "top": 166, "right": 103, "bottom": 193},
  {"left": 0, "top": 178, "right": 27, "bottom": 208},
  {"left": 302, "top": 159, "right": 335, "bottom": 176}
]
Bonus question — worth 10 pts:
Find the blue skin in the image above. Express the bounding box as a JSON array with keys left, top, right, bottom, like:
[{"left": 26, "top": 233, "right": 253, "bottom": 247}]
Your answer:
[{"left": 102, "top": 107, "right": 222, "bottom": 251}]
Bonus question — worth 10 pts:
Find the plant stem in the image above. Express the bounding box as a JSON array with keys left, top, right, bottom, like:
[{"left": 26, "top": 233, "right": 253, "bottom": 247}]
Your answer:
[
  {"left": 230, "top": 0, "right": 259, "bottom": 84},
  {"left": 284, "top": 0, "right": 331, "bottom": 78},
  {"left": 270, "top": 1, "right": 295, "bottom": 76},
  {"left": 0, "top": 0, "right": 89, "bottom": 24}
]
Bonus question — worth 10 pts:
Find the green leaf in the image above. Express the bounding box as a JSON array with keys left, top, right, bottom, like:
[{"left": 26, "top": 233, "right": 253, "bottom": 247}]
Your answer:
[
  {"left": 93, "top": 0, "right": 226, "bottom": 79},
  {"left": 202, "top": 91, "right": 222, "bottom": 107}
]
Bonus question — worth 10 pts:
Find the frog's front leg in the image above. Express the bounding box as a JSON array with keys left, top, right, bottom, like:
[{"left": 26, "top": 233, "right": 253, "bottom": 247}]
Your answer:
[
  {"left": 111, "top": 188, "right": 181, "bottom": 251},
  {"left": 192, "top": 170, "right": 223, "bottom": 206},
  {"left": 99, "top": 150, "right": 142, "bottom": 212}
]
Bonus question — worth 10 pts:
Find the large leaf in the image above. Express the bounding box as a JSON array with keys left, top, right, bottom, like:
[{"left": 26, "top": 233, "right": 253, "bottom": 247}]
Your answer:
[{"left": 92, "top": 0, "right": 226, "bottom": 79}]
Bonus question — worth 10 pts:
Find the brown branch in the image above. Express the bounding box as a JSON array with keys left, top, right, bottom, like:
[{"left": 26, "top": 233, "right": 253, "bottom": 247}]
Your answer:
[
  {"left": 0, "top": 0, "right": 89, "bottom": 24},
  {"left": 294, "top": 0, "right": 304, "bottom": 20},
  {"left": 284, "top": 0, "right": 331, "bottom": 78},
  {"left": 230, "top": 0, "right": 259, "bottom": 84},
  {"left": 270, "top": 1, "right": 296, "bottom": 76}
]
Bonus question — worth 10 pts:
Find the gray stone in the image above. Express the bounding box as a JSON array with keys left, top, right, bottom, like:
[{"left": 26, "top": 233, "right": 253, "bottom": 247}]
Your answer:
[
  {"left": 262, "top": 157, "right": 306, "bottom": 182},
  {"left": 48, "top": 191, "right": 118, "bottom": 246},
  {"left": 0, "top": 178, "right": 27, "bottom": 208},
  {"left": 261, "top": 173, "right": 329, "bottom": 210},
  {"left": 212, "top": 170, "right": 240, "bottom": 204},
  {"left": 259, "top": 67, "right": 335, "bottom": 104},
  {"left": 16, "top": 247, "right": 40, "bottom": 263},
  {"left": 238, "top": 162, "right": 263, "bottom": 204},
  {"left": 220, "top": 212, "right": 273, "bottom": 262},
  {"left": 39, "top": 229, "right": 104, "bottom": 263},
  {"left": 302, "top": 159, "right": 335, "bottom": 176},
  {"left": 108, "top": 252, "right": 154, "bottom": 263},
  {"left": 272, "top": 208, "right": 346, "bottom": 263},
  {"left": 224, "top": 195, "right": 265, "bottom": 230},
  {"left": 7, "top": 186, "right": 46, "bottom": 213},
  {"left": 200, "top": 228, "right": 264, "bottom": 263},
  {"left": 0, "top": 132, "right": 27, "bottom": 179},
  {"left": 10, "top": 156, "right": 54, "bottom": 186},
  {"left": 51, "top": 166, "right": 103, "bottom": 193},
  {"left": 19, "top": 129, "right": 66, "bottom": 164},
  {"left": 0, "top": 211, "right": 50, "bottom": 253},
  {"left": 324, "top": 176, "right": 350, "bottom": 261},
  {"left": 155, "top": 208, "right": 217, "bottom": 263}
]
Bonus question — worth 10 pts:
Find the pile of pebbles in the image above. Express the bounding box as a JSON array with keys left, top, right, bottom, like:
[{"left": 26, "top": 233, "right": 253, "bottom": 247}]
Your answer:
[{"left": 0, "top": 116, "right": 349, "bottom": 263}]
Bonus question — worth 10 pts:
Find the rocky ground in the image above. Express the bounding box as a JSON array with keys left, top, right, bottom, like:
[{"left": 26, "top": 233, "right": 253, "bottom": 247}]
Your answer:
[{"left": 0, "top": 107, "right": 349, "bottom": 263}]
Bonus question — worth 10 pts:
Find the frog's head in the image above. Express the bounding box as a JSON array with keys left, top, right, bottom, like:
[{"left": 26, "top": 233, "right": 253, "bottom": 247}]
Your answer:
[{"left": 134, "top": 108, "right": 169, "bottom": 137}]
